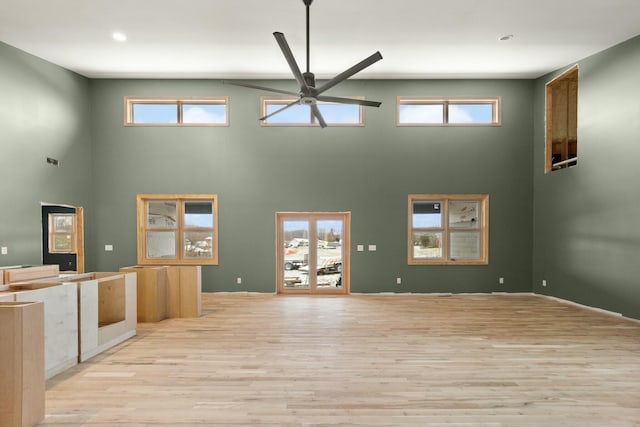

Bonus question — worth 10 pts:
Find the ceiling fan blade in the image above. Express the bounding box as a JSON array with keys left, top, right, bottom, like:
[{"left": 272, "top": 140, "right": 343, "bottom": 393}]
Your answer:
[
  {"left": 259, "top": 99, "right": 300, "bottom": 121},
  {"left": 316, "top": 95, "right": 382, "bottom": 108},
  {"left": 273, "top": 32, "right": 310, "bottom": 93},
  {"left": 222, "top": 80, "right": 299, "bottom": 97},
  {"left": 310, "top": 104, "right": 327, "bottom": 128},
  {"left": 315, "top": 51, "right": 383, "bottom": 95}
]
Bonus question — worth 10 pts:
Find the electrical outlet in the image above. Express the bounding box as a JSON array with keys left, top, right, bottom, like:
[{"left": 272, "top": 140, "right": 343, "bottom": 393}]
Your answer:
[
  {"left": 1, "top": 246, "right": 7, "bottom": 255},
  {"left": 236, "top": 277, "right": 242, "bottom": 285},
  {"left": 105, "top": 244, "right": 113, "bottom": 251},
  {"left": 356, "top": 245, "right": 364, "bottom": 252},
  {"left": 396, "top": 277, "right": 402, "bottom": 285},
  {"left": 542, "top": 279, "right": 547, "bottom": 287},
  {"left": 499, "top": 277, "right": 504, "bottom": 284}
]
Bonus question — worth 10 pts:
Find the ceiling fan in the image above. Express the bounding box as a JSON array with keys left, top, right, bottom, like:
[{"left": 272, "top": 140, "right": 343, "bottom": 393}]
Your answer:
[{"left": 223, "top": 0, "right": 383, "bottom": 128}]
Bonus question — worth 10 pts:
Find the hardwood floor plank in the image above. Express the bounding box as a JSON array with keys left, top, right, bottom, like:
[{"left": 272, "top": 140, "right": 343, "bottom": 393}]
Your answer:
[{"left": 40, "top": 294, "right": 640, "bottom": 427}]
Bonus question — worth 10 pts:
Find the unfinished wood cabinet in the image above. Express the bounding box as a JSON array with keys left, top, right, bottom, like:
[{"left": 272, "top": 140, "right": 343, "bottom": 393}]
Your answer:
[
  {"left": 62, "top": 272, "right": 137, "bottom": 362},
  {"left": 0, "top": 301, "right": 45, "bottom": 427},
  {"left": 120, "top": 265, "right": 201, "bottom": 321},
  {"left": 120, "top": 266, "right": 168, "bottom": 322},
  {"left": 166, "top": 266, "right": 201, "bottom": 318},
  {"left": 13, "top": 283, "right": 78, "bottom": 379}
]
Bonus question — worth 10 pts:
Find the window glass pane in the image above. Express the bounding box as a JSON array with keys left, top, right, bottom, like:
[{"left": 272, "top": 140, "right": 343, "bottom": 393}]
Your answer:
[
  {"left": 184, "top": 201, "right": 213, "bottom": 228},
  {"left": 399, "top": 104, "right": 444, "bottom": 124},
  {"left": 52, "top": 214, "right": 74, "bottom": 232},
  {"left": 53, "top": 234, "right": 74, "bottom": 252},
  {"left": 448, "top": 104, "right": 493, "bottom": 124},
  {"left": 184, "top": 231, "right": 213, "bottom": 259},
  {"left": 133, "top": 104, "right": 178, "bottom": 124},
  {"left": 412, "top": 201, "right": 442, "bottom": 228},
  {"left": 449, "top": 201, "right": 479, "bottom": 229},
  {"left": 146, "top": 231, "right": 176, "bottom": 258},
  {"left": 317, "top": 104, "right": 360, "bottom": 124},
  {"left": 450, "top": 231, "right": 481, "bottom": 259},
  {"left": 147, "top": 201, "right": 177, "bottom": 228},
  {"left": 265, "top": 103, "right": 310, "bottom": 123},
  {"left": 182, "top": 104, "right": 226, "bottom": 124},
  {"left": 412, "top": 232, "right": 443, "bottom": 259}
]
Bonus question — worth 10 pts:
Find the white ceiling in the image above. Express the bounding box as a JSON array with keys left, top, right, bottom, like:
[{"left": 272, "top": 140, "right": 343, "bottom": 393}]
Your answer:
[{"left": 1, "top": 0, "right": 639, "bottom": 80}]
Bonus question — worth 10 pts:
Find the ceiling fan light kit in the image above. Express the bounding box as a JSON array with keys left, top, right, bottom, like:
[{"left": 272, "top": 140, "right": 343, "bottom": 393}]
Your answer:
[{"left": 224, "top": 0, "right": 383, "bottom": 128}]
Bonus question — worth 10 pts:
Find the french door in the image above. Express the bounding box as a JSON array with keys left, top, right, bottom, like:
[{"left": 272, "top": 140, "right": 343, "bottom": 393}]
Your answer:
[{"left": 276, "top": 212, "right": 350, "bottom": 294}]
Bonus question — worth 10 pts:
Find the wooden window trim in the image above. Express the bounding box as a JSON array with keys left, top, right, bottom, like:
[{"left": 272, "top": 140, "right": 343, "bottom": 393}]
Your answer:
[
  {"left": 545, "top": 65, "right": 578, "bottom": 173},
  {"left": 124, "top": 96, "right": 229, "bottom": 127},
  {"left": 408, "top": 194, "right": 489, "bottom": 265},
  {"left": 397, "top": 96, "right": 501, "bottom": 126},
  {"left": 260, "top": 96, "right": 365, "bottom": 127},
  {"left": 137, "top": 194, "right": 218, "bottom": 265}
]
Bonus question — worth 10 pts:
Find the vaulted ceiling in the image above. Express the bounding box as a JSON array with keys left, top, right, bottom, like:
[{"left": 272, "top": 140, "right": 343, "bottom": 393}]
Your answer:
[{"left": 1, "top": 0, "right": 639, "bottom": 79}]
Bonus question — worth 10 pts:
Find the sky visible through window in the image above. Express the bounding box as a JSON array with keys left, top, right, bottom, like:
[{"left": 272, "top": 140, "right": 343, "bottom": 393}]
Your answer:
[
  {"left": 132, "top": 103, "right": 226, "bottom": 124},
  {"left": 265, "top": 103, "right": 360, "bottom": 124},
  {"left": 399, "top": 103, "right": 494, "bottom": 124}
]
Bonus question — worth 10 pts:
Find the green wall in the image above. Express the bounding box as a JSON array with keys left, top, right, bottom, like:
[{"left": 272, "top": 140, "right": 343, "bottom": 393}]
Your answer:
[
  {"left": 0, "top": 42, "right": 94, "bottom": 269},
  {"left": 89, "top": 78, "right": 534, "bottom": 293},
  {"left": 532, "top": 35, "right": 640, "bottom": 319}
]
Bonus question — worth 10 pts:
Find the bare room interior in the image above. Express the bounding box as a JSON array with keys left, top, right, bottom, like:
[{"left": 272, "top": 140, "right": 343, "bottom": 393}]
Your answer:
[{"left": 0, "top": 1, "right": 639, "bottom": 426}]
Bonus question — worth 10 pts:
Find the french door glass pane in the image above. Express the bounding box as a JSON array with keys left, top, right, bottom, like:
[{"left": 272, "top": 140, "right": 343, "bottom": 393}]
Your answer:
[
  {"left": 316, "top": 220, "right": 343, "bottom": 289},
  {"left": 283, "top": 220, "right": 310, "bottom": 288},
  {"left": 412, "top": 232, "right": 443, "bottom": 259}
]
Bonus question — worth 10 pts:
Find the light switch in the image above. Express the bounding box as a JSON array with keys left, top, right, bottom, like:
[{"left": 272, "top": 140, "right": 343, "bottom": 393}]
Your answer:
[
  {"left": 105, "top": 244, "right": 113, "bottom": 251},
  {"left": 356, "top": 245, "right": 364, "bottom": 252},
  {"left": 368, "top": 244, "right": 377, "bottom": 251}
]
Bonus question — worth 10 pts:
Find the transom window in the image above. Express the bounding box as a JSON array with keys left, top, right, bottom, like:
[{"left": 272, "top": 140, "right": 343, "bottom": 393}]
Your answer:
[
  {"left": 261, "top": 96, "right": 365, "bottom": 126},
  {"left": 124, "top": 97, "right": 228, "bottom": 126},
  {"left": 137, "top": 194, "right": 218, "bottom": 265},
  {"left": 408, "top": 194, "right": 489, "bottom": 265},
  {"left": 397, "top": 97, "right": 501, "bottom": 126}
]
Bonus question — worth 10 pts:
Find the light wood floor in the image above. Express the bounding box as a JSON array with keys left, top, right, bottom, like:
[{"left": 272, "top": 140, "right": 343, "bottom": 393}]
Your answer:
[{"left": 41, "top": 294, "right": 640, "bottom": 427}]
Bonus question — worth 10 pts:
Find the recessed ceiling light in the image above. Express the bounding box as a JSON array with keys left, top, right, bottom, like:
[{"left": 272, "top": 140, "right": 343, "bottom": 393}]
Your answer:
[
  {"left": 499, "top": 34, "right": 514, "bottom": 41},
  {"left": 113, "top": 32, "right": 127, "bottom": 42}
]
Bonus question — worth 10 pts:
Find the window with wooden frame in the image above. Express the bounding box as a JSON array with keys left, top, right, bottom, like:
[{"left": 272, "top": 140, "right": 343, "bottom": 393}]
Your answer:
[
  {"left": 48, "top": 213, "right": 77, "bottom": 253},
  {"left": 408, "top": 194, "right": 489, "bottom": 265},
  {"left": 545, "top": 66, "right": 578, "bottom": 172},
  {"left": 397, "top": 97, "right": 501, "bottom": 126},
  {"left": 124, "top": 97, "right": 228, "bottom": 126},
  {"left": 137, "top": 194, "right": 218, "bottom": 265},
  {"left": 260, "top": 96, "right": 365, "bottom": 126}
]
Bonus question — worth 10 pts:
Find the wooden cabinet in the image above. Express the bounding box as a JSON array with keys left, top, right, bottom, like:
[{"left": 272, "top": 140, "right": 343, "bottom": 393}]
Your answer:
[
  {"left": 0, "top": 302, "right": 45, "bottom": 427},
  {"left": 13, "top": 284, "right": 78, "bottom": 379},
  {"left": 120, "top": 265, "right": 201, "bottom": 321},
  {"left": 120, "top": 266, "right": 168, "bottom": 322}
]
